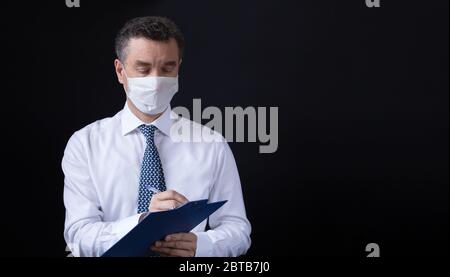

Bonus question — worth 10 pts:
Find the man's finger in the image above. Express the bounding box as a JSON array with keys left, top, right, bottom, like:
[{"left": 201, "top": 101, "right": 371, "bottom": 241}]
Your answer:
[
  {"left": 155, "top": 240, "right": 195, "bottom": 251},
  {"left": 165, "top": 232, "right": 196, "bottom": 242},
  {"left": 150, "top": 246, "right": 193, "bottom": 257},
  {"left": 153, "top": 199, "right": 183, "bottom": 210},
  {"left": 154, "top": 190, "right": 188, "bottom": 204}
]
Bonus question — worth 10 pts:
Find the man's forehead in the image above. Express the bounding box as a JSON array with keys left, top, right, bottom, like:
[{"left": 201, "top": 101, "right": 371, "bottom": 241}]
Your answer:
[
  {"left": 133, "top": 59, "right": 177, "bottom": 66},
  {"left": 125, "top": 37, "right": 179, "bottom": 61}
]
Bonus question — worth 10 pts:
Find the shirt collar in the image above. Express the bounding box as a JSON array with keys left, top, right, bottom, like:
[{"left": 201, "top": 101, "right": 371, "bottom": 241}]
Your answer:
[{"left": 121, "top": 101, "right": 173, "bottom": 136}]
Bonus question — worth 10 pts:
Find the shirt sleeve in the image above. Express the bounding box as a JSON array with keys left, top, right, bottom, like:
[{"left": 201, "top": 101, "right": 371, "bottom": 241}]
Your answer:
[
  {"left": 193, "top": 139, "right": 252, "bottom": 257},
  {"left": 62, "top": 131, "right": 141, "bottom": 257}
]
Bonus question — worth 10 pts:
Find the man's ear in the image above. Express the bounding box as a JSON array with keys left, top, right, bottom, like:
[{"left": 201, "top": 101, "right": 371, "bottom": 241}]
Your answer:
[{"left": 114, "top": 59, "right": 125, "bottom": 84}]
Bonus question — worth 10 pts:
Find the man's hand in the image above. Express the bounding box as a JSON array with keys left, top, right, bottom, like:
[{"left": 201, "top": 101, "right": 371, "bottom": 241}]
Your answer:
[
  {"left": 145, "top": 190, "right": 195, "bottom": 256},
  {"left": 151, "top": 233, "right": 197, "bottom": 257},
  {"left": 149, "top": 189, "right": 188, "bottom": 212}
]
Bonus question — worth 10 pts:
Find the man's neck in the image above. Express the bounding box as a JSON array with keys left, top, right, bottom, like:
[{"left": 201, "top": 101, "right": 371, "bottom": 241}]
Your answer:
[{"left": 127, "top": 100, "right": 163, "bottom": 124}]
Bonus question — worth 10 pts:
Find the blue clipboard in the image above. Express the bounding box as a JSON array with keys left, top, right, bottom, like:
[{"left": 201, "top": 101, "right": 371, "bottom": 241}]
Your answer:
[{"left": 102, "top": 199, "right": 227, "bottom": 257}]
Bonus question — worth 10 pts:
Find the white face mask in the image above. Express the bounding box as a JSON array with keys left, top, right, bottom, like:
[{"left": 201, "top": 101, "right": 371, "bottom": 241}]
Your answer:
[{"left": 123, "top": 67, "right": 178, "bottom": 115}]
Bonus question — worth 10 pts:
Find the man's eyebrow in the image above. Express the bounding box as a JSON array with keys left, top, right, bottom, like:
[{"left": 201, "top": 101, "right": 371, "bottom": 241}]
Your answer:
[
  {"left": 135, "top": 60, "right": 152, "bottom": 67},
  {"left": 163, "top": 61, "right": 177, "bottom": 67}
]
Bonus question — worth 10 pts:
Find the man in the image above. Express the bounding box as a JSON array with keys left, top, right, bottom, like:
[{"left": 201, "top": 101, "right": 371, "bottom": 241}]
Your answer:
[{"left": 62, "top": 16, "right": 251, "bottom": 257}]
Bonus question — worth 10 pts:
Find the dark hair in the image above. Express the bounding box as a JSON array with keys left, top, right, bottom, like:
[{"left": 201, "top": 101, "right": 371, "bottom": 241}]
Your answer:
[{"left": 115, "top": 16, "right": 185, "bottom": 61}]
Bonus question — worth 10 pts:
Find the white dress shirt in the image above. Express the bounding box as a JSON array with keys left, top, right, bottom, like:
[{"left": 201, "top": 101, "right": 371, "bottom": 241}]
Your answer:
[{"left": 62, "top": 102, "right": 251, "bottom": 257}]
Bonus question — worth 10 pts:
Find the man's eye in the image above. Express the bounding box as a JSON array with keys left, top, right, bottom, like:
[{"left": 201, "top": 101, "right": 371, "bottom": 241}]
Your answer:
[
  {"left": 162, "top": 67, "right": 174, "bottom": 73},
  {"left": 137, "top": 69, "right": 150, "bottom": 75}
]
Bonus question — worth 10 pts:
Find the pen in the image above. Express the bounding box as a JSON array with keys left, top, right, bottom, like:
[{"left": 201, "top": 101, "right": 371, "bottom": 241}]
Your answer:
[
  {"left": 145, "top": 185, "right": 178, "bottom": 210},
  {"left": 145, "top": 185, "right": 161, "bottom": 195}
]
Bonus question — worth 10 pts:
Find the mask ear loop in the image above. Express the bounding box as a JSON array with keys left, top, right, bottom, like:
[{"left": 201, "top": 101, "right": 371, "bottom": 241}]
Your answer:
[
  {"left": 121, "top": 63, "right": 131, "bottom": 94},
  {"left": 121, "top": 63, "right": 129, "bottom": 78}
]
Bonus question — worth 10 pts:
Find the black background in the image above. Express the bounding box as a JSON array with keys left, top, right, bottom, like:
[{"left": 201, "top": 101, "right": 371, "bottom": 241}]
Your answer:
[{"left": 0, "top": 0, "right": 447, "bottom": 257}]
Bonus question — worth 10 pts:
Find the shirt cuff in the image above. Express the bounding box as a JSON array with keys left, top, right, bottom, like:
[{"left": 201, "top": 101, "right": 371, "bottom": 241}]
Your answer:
[
  {"left": 111, "top": 213, "right": 142, "bottom": 240},
  {"left": 194, "top": 231, "right": 214, "bottom": 257}
]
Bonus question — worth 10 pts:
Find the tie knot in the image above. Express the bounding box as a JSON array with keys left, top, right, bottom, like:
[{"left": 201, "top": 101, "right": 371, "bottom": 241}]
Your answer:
[{"left": 138, "top": 124, "right": 157, "bottom": 141}]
